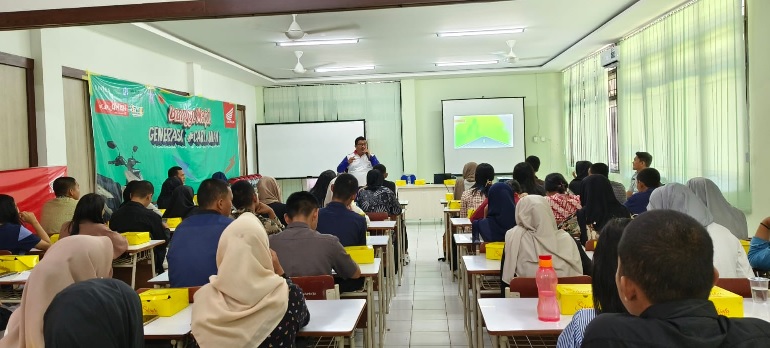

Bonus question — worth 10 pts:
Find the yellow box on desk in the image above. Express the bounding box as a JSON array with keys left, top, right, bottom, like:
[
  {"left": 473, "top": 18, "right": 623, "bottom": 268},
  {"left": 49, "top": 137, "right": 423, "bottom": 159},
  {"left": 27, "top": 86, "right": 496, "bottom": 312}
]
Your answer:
[
  {"left": 414, "top": 179, "right": 426, "bottom": 185},
  {"left": 448, "top": 200, "right": 461, "bottom": 209},
  {"left": 443, "top": 179, "right": 457, "bottom": 186},
  {"left": 50, "top": 234, "right": 60, "bottom": 244},
  {"left": 396, "top": 180, "right": 407, "bottom": 187},
  {"left": 120, "top": 232, "right": 150, "bottom": 245},
  {"left": 709, "top": 286, "right": 743, "bottom": 317},
  {"left": 344, "top": 246, "right": 375, "bottom": 264},
  {"left": 166, "top": 217, "right": 182, "bottom": 228},
  {"left": 485, "top": 242, "right": 505, "bottom": 260},
  {"left": 0, "top": 255, "right": 39, "bottom": 272},
  {"left": 140, "top": 288, "right": 189, "bottom": 317},
  {"left": 741, "top": 240, "right": 750, "bottom": 254},
  {"left": 556, "top": 284, "right": 594, "bottom": 315}
]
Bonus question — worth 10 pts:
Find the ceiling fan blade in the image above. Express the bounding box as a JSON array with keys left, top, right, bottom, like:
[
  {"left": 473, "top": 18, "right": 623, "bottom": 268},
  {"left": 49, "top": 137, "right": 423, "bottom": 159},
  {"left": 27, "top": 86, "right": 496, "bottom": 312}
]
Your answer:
[
  {"left": 517, "top": 56, "right": 549, "bottom": 61},
  {"left": 305, "top": 62, "right": 336, "bottom": 70},
  {"left": 304, "top": 24, "right": 360, "bottom": 35}
]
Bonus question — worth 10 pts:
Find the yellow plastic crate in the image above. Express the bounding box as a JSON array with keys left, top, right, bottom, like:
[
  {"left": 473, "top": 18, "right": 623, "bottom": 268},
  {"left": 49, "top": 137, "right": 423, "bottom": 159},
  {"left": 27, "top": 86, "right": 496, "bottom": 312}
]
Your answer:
[
  {"left": 414, "top": 179, "right": 426, "bottom": 186},
  {"left": 444, "top": 192, "right": 454, "bottom": 201},
  {"left": 741, "top": 240, "right": 749, "bottom": 254},
  {"left": 0, "top": 255, "right": 39, "bottom": 271},
  {"left": 166, "top": 218, "right": 182, "bottom": 228},
  {"left": 395, "top": 180, "right": 407, "bottom": 187},
  {"left": 344, "top": 246, "right": 375, "bottom": 264},
  {"left": 50, "top": 234, "right": 60, "bottom": 244},
  {"left": 139, "top": 288, "right": 190, "bottom": 317},
  {"left": 159, "top": 209, "right": 166, "bottom": 215},
  {"left": 556, "top": 284, "right": 594, "bottom": 315},
  {"left": 443, "top": 179, "right": 457, "bottom": 186},
  {"left": 120, "top": 232, "right": 150, "bottom": 245},
  {"left": 448, "top": 200, "right": 461, "bottom": 209},
  {"left": 193, "top": 195, "right": 198, "bottom": 205},
  {"left": 709, "top": 286, "right": 743, "bottom": 318},
  {"left": 485, "top": 242, "right": 505, "bottom": 260}
]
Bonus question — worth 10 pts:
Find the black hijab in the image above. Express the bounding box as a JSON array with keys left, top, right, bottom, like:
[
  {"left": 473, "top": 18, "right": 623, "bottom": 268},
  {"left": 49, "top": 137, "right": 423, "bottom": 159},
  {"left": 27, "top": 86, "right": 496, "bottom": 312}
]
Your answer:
[
  {"left": 157, "top": 176, "right": 183, "bottom": 209},
  {"left": 44, "top": 278, "right": 143, "bottom": 348},
  {"left": 366, "top": 170, "right": 384, "bottom": 191},
  {"left": 310, "top": 170, "right": 336, "bottom": 207},
  {"left": 569, "top": 161, "right": 592, "bottom": 196},
  {"left": 162, "top": 185, "right": 195, "bottom": 218},
  {"left": 577, "top": 175, "right": 630, "bottom": 244}
]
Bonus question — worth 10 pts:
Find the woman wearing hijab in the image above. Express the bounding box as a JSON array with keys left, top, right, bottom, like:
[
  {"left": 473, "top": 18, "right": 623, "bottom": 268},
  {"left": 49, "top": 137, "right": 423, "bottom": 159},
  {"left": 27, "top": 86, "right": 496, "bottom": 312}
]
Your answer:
[
  {"left": 192, "top": 213, "right": 309, "bottom": 348},
  {"left": 43, "top": 278, "right": 143, "bottom": 348},
  {"left": 569, "top": 161, "right": 592, "bottom": 196},
  {"left": 501, "top": 195, "right": 583, "bottom": 286},
  {"left": 471, "top": 183, "right": 517, "bottom": 243},
  {"left": 686, "top": 177, "right": 748, "bottom": 240},
  {"left": 161, "top": 185, "right": 196, "bottom": 219},
  {"left": 212, "top": 171, "right": 228, "bottom": 183},
  {"left": 356, "top": 170, "right": 402, "bottom": 217},
  {"left": 231, "top": 180, "right": 284, "bottom": 235},
  {"left": 59, "top": 193, "right": 128, "bottom": 259},
  {"left": 0, "top": 235, "right": 113, "bottom": 348},
  {"left": 513, "top": 162, "right": 546, "bottom": 196},
  {"left": 157, "top": 176, "right": 182, "bottom": 209},
  {"left": 647, "top": 183, "right": 753, "bottom": 278},
  {"left": 310, "top": 170, "right": 337, "bottom": 207},
  {"left": 453, "top": 162, "right": 478, "bottom": 200},
  {"left": 576, "top": 175, "right": 630, "bottom": 245},
  {"left": 257, "top": 176, "right": 288, "bottom": 226}
]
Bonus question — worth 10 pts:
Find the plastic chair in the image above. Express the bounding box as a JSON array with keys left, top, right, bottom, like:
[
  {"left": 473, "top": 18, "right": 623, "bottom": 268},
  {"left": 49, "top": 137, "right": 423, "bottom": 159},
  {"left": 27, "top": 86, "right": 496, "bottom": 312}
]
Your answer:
[
  {"left": 715, "top": 278, "right": 751, "bottom": 298},
  {"left": 505, "top": 275, "right": 592, "bottom": 298},
  {"left": 290, "top": 275, "right": 340, "bottom": 300},
  {"left": 365, "top": 212, "right": 388, "bottom": 222}
]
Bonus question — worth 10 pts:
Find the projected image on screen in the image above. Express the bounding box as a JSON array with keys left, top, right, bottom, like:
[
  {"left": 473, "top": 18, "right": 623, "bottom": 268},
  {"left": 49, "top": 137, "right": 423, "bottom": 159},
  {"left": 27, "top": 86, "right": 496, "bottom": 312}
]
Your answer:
[{"left": 454, "top": 114, "right": 514, "bottom": 149}]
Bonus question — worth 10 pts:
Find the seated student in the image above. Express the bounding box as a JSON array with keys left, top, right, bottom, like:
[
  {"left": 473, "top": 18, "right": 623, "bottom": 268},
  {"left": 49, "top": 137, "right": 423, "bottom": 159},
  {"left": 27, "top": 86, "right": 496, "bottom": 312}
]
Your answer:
[
  {"left": 568, "top": 161, "right": 592, "bottom": 196},
  {"left": 748, "top": 217, "right": 770, "bottom": 270},
  {"left": 576, "top": 175, "right": 631, "bottom": 245},
  {"left": 647, "top": 183, "right": 753, "bottom": 278},
  {"left": 3, "top": 235, "right": 113, "bottom": 347},
  {"left": 525, "top": 156, "right": 545, "bottom": 187},
  {"left": 372, "top": 163, "right": 397, "bottom": 193},
  {"left": 544, "top": 173, "right": 581, "bottom": 226},
  {"left": 688, "top": 177, "right": 749, "bottom": 240},
  {"left": 40, "top": 176, "right": 80, "bottom": 235},
  {"left": 122, "top": 180, "right": 163, "bottom": 216},
  {"left": 0, "top": 194, "right": 51, "bottom": 253},
  {"left": 192, "top": 213, "right": 309, "bottom": 348},
  {"left": 161, "top": 185, "right": 196, "bottom": 219},
  {"left": 513, "top": 162, "right": 546, "bottom": 196},
  {"left": 472, "top": 183, "right": 517, "bottom": 243},
  {"left": 453, "top": 162, "right": 478, "bottom": 200},
  {"left": 588, "top": 162, "right": 627, "bottom": 204},
  {"left": 624, "top": 167, "right": 661, "bottom": 215},
  {"left": 109, "top": 180, "right": 169, "bottom": 273},
  {"left": 59, "top": 193, "right": 128, "bottom": 259},
  {"left": 166, "top": 179, "right": 234, "bottom": 287},
  {"left": 582, "top": 210, "right": 770, "bottom": 347},
  {"left": 356, "top": 170, "right": 402, "bottom": 217},
  {"left": 271, "top": 191, "right": 364, "bottom": 293},
  {"left": 44, "top": 278, "right": 143, "bottom": 348},
  {"left": 309, "top": 170, "right": 337, "bottom": 207},
  {"left": 557, "top": 218, "right": 631, "bottom": 348},
  {"left": 502, "top": 195, "right": 583, "bottom": 287},
  {"left": 317, "top": 174, "right": 367, "bottom": 247},
  {"left": 157, "top": 166, "right": 185, "bottom": 209},
  {"left": 211, "top": 171, "right": 228, "bottom": 183},
  {"left": 461, "top": 163, "right": 495, "bottom": 218},
  {"left": 231, "top": 180, "right": 284, "bottom": 235},
  {"left": 257, "top": 176, "right": 288, "bottom": 226}
]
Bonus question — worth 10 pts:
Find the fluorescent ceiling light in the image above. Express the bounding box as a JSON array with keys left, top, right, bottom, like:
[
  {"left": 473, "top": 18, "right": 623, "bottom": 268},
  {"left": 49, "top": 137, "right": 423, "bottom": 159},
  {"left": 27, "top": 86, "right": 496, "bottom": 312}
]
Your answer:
[
  {"left": 276, "top": 39, "right": 359, "bottom": 47},
  {"left": 437, "top": 28, "right": 525, "bottom": 37},
  {"left": 316, "top": 65, "right": 376, "bottom": 73},
  {"left": 436, "top": 60, "right": 499, "bottom": 67}
]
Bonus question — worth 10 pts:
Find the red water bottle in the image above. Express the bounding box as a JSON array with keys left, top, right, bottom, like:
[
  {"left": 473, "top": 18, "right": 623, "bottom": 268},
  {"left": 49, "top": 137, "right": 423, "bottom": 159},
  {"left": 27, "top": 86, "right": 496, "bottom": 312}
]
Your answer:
[{"left": 536, "top": 255, "right": 560, "bottom": 322}]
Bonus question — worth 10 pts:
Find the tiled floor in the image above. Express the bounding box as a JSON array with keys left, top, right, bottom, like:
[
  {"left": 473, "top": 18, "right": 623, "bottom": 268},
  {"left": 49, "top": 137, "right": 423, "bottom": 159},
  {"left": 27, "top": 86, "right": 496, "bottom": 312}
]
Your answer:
[{"left": 368, "top": 221, "right": 492, "bottom": 348}]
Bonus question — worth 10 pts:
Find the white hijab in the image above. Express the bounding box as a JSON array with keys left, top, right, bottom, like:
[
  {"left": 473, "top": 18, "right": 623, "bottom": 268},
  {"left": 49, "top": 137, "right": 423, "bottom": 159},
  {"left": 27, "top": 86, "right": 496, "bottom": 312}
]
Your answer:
[
  {"left": 191, "top": 212, "right": 289, "bottom": 347},
  {"left": 502, "top": 195, "right": 582, "bottom": 283},
  {"left": 686, "top": 178, "right": 748, "bottom": 239},
  {"left": 647, "top": 183, "right": 714, "bottom": 226}
]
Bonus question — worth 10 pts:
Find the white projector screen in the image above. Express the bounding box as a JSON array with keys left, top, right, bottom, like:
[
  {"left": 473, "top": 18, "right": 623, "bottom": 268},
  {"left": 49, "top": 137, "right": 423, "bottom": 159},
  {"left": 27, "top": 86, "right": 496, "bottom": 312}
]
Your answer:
[
  {"left": 442, "top": 98, "right": 526, "bottom": 175},
  {"left": 255, "top": 120, "right": 366, "bottom": 179}
]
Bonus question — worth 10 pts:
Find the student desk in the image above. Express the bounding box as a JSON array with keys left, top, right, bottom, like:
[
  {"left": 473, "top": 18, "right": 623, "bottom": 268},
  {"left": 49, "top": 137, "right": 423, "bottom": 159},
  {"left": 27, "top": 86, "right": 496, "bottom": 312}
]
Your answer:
[
  {"left": 367, "top": 220, "right": 402, "bottom": 286},
  {"left": 148, "top": 271, "right": 170, "bottom": 287},
  {"left": 453, "top": 233, "right": 475, "bottom": 299},
  {"left": 395, "top": 184, "right": 452, "bottom": 221},
  {"left": 443, "top": 208, "right": 461, "bottom": 265},
  {"left": 113, "top": 240, "right": 166, "bottom": 289},
  {"left": 143, "top": 300, "right": 368, "bottom": 348},
  {"left": 338, "top": 258, "right": 382, "bottom": 348},
  {"left": 440, "top": 199, "right": 449, "bottom": 206},
  {"left": 367, "top": 235, "right": 395, "bottom": 309},
  {"left": 0, "top": 271, "right": 31, "bottom": 303},
  {"left": 462, "top": 255, "right": 501, "bottom": 348},
  {"left": 449, "top": 218, "right": 473, "bottom": 277},
  {"left": 478, "top": 298, "right": 770, "bottom": 348},
  {"left": 397, "top": 200, "right": 408, "bottom": 270}
]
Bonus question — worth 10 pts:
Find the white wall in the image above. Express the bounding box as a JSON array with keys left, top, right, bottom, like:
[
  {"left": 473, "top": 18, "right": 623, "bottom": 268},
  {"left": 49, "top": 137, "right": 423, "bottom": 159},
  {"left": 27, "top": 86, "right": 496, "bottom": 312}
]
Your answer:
[
  {"left": 402, "top": 73, "right": 565, "bottom": 180},
  {"left": 0, "top": 26, "right": 261, "bottom": 174}
]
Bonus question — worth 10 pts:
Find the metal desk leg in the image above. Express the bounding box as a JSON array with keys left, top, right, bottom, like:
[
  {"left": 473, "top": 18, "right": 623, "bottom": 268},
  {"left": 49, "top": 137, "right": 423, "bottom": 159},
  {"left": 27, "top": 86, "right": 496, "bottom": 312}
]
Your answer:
[
  {"left": 130, "top": 254, "right": 138, "bottom": 289},
  {"left": 475, "top": 274, "right": 483, "bottom": 348},
  {"left": 378, "top": 266, "right": 385, "bottom": 348},
  {"left": 388, "top": 234, "right": 395, "bottom": 309},
  {"left": 444, "top": 211, "right": 451, "bottom": 263},
  {"left": 367, "top": 278, "right": 374, "bottom": 348}
]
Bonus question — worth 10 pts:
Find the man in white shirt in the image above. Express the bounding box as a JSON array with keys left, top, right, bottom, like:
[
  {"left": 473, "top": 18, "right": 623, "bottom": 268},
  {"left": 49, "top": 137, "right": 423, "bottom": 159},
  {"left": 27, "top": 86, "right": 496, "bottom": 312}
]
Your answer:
[
  {"left": 336, "top": 136, "right": 380, "bottom": 186},
  {"left": 627, "top": 151, "right": 652, "bottom": 198}
]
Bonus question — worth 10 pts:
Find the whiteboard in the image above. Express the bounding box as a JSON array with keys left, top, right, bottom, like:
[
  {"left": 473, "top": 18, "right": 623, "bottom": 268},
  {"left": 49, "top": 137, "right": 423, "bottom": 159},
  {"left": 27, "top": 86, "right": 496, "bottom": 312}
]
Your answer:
[{"left": 255, "top": 120, "right": 366, "bottom": 179}]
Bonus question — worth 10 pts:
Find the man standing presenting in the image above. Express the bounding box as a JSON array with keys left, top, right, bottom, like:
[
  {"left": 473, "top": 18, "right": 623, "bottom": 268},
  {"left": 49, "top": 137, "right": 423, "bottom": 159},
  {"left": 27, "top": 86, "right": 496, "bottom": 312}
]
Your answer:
[
  {"left": 337, "top": 136, "right": 379, "bottom": 186},
  {"left": 626, "top": 151, "right": 652, "bottom": 198}
]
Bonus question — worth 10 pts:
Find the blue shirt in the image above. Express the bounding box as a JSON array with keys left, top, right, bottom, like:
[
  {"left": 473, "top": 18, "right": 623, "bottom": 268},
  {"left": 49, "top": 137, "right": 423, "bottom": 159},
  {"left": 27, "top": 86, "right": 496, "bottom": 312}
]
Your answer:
[
  {"left": 0, "top": 224, "right": 40, "bottom": 255},
  {"left": 748, "top": 237, "right": 770, "bottom": 271},
  {"left": 624, "top": 187, "right": 657, "bottom": 215},
  {"left": 167, "top": 210, "right": 233, "bottom": 287},
  {"left": 316, "top": 202, "right": 367, "bottom": 247}
]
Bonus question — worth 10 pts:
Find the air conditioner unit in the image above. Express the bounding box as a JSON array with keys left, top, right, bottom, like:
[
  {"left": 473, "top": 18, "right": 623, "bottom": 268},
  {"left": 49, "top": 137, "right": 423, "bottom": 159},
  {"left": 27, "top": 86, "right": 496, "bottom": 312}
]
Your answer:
[{"left": 601, "top": 45, "right": 619, "bottom": 68}]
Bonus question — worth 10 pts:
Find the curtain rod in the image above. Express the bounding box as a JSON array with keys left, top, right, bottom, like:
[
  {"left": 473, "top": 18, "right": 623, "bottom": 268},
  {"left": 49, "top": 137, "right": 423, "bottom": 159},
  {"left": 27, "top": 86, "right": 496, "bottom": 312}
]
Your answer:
[
  {"left": 620, "top": 0, "right": 699, "bottom": 41},
  {"left": 267, "top": 81, "right": 399, "bottom": 88}
]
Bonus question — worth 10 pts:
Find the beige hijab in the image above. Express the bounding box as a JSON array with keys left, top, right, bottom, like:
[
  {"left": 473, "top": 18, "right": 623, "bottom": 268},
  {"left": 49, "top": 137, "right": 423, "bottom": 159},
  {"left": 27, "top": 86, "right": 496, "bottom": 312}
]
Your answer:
[
  {"left": 257, "top": 176, "right": 282, "bottom": 205},
  {"left": 0, "top": 235, "right": 113, "bottom": 348},
  {"left": 502, "top": 195, "right": 582, "bottom": 282},
  {"left": 454, "top": 162, "right": 478, "bottom": 199},
  {"left": 192, "top": 212, "right": 289, "bottom": 347}
]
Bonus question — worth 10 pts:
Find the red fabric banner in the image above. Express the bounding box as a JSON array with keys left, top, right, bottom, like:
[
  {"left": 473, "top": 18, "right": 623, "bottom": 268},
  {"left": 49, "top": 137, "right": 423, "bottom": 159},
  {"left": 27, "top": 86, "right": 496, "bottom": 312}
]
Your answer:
[{"left": 0, "top": 166, "right": 68, "bottom": 221}]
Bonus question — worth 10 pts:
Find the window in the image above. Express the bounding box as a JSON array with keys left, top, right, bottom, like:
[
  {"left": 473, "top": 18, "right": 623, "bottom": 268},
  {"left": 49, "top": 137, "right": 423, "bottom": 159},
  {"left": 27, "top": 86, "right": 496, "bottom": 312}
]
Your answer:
[{"left": 607, "top": 67, "right": 619, "bottom": 173}]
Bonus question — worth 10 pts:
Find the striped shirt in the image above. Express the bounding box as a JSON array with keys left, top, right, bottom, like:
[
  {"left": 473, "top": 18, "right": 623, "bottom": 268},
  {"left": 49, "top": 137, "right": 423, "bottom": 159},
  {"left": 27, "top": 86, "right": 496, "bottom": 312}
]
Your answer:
[{"left": 557, "top": 308, "right": 596, "bottom": 348}]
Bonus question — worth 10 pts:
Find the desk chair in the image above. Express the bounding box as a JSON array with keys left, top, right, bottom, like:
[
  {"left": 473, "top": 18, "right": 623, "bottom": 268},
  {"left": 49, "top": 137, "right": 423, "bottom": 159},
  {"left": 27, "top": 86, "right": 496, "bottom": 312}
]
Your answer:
[
  {"left": 365, "top": 212, "right": 388, "bottom": 222},
  {"left": 504, "top": 275, "right": 592, "bottom": 298},
  {"left": 290, "top": 275, "right": 340, "bottom": 300},
  {"left": 715, "top": 278, "right": 751, "bottom": 298}
]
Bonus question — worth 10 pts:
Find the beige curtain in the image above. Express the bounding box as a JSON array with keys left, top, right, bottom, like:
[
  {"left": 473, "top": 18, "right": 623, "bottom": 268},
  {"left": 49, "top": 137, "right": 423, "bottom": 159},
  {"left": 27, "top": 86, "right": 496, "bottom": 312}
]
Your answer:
[
  {"left": 0, "top": 64, "right": 30, "bottom": 171},
  {"left": 62, "top": 77, "right": 95, "bottom": 194},
  {"left": 236, "top": 106, "right": 247, "bottom": 176}
]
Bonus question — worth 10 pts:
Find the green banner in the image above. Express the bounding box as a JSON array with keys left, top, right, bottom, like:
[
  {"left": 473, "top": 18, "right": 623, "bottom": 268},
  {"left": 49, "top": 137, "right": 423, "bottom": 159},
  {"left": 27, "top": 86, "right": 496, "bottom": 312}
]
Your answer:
[{"left": 89, "top": 74, "right": 239, "bottom": 210}]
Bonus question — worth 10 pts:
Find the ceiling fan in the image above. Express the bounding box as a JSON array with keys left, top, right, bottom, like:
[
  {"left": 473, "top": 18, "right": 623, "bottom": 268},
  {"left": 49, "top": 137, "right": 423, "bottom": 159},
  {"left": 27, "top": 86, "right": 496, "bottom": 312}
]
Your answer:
[
  {"left": 285, "top": 51, "right": 333, "bottom": 74},
  {"left": 284, "top": 14, "right": 359, "bottom": 40},
  {"left": 492, "top": 40, "right": 545, "bottom": 64}
]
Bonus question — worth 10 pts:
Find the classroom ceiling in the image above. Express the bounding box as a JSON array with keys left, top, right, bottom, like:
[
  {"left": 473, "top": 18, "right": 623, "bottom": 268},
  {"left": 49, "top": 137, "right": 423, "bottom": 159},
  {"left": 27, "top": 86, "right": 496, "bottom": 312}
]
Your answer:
[{"left": 90, "top": 0, "right": 688, "bottom": 85}]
